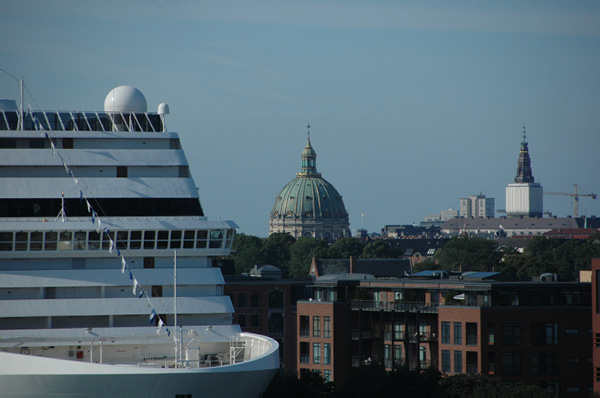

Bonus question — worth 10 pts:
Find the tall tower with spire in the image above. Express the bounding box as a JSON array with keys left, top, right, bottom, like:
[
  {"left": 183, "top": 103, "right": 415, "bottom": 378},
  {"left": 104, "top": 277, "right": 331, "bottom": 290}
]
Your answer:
[
  {"left": 505, "top": 127, "right": 543, "bottom": 217},
  {"left": 269, "top": 127, "right": 350, "bottom": 240}
]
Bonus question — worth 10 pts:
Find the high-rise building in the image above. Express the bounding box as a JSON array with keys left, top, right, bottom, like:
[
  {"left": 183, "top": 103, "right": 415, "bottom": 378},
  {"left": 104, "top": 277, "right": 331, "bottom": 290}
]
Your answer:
[
  {"left": 459, "top": 194, "right": 495, "bottom": 218},
  {"left": 505, "top": 128, "right": 543, "bottom": 217},
  {"left": 269, "top": 132, "right": 350, "bottom": 240}
]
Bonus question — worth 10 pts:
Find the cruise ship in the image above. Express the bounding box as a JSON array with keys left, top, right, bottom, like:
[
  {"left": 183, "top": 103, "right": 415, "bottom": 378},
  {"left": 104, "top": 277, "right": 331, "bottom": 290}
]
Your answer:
[{"left": 0, "top": 85, "right": 279, "bottom": 397}]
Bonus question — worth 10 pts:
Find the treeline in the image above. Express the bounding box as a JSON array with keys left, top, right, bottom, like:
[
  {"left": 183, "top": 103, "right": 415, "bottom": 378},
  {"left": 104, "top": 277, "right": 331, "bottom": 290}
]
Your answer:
[
  {"left": 230, "top": 233, "right": 401, "bottom": 277},
  {"left": 230, "top": 232, "right": 600, "bottom": 281},
  {"left": 417, "top": 233, "right": 600, "bottom": 281},
  {"left": 264, "top": 366, "right": 552, "bottom": 398}
]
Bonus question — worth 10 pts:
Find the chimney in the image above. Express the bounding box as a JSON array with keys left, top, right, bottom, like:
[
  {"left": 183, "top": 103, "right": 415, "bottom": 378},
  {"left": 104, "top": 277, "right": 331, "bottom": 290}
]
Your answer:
[{"left": 350, "top": 256, "right": 357, "bottom": 274}]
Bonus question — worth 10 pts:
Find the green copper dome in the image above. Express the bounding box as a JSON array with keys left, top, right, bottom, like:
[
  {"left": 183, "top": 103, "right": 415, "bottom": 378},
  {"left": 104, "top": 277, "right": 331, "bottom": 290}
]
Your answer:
[{"left": 269, "top": 135, "right": 350, "bottom": 240}]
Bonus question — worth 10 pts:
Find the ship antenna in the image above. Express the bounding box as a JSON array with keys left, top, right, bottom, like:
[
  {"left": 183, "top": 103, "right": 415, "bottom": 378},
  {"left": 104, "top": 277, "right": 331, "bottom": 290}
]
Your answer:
[{"left": 55, "top": 192, "right": 67, "bottom": 222}]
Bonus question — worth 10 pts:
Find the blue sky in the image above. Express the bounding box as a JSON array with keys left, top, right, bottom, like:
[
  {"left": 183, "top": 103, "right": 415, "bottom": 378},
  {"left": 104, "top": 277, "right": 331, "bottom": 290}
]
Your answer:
[{"left": 2, "top": 1, "right": 599, "bottom": 236}]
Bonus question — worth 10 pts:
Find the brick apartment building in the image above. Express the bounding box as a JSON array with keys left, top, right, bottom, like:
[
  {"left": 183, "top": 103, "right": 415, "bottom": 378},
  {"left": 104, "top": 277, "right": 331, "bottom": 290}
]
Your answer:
[
  {"left": 296, "top": 271, "right": 592, "bottom": 395},
  {"left": 591, "top": 258, "right": 600, "bottom": 394},
  {"left": 224, "top": 268, "right": 312, "bottom": 373}
]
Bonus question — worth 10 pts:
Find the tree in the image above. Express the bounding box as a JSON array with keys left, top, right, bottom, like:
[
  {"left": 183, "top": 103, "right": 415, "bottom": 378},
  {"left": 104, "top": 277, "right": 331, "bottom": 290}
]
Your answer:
[
  {"left": 327, "top": 237, "right": 364, "bottom": 259},
  {"left": 412, "top": 258, "right": 440, "bottom": 273},
  {"left": 289, "top": 237, "right": 329, "bottom": 277},
  {"left": 435, "top": 236, "right": 501, "bottom": 272},
  {"left": 230, "top": 233, "right": 263, "bottom": 274},
  {"left": 360, "top": 240, "right": 402, "bottom": 259},
  {"left": 440, "top": 373, "right": 552, "bottom": 398},
  {"left": 263, "top": 371, "right": 333, "bottom": 398},
  {"left": 261, "top": 232, "right": 296, "bottom": 276},
  {"left": 333, "top": 365, "right": 441, "bottom": 398}
]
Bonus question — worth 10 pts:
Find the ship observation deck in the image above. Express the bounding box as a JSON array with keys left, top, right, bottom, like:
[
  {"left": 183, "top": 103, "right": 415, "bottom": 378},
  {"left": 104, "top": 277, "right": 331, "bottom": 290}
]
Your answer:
[{"left": 0, "top": 110, "right": 164, "bottom": 133}]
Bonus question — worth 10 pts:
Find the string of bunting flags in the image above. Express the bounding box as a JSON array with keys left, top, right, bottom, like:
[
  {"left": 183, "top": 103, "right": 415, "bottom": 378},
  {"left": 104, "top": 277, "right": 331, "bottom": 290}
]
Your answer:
[{"left": 31, "top": 110, "right": 172, "bottom": 337}]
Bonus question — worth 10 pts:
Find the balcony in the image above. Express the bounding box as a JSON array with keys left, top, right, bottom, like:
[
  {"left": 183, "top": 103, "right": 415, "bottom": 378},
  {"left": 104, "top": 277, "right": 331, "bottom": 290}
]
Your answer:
[{"left": 351, "top": 300, "right": 439, "bottom": 314}]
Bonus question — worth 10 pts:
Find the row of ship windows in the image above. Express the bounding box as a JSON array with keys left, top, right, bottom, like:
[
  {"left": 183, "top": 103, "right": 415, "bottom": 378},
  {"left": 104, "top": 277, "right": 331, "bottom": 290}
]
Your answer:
[{"left": 0, "top": 229, "right": 234, "bottom": 252}]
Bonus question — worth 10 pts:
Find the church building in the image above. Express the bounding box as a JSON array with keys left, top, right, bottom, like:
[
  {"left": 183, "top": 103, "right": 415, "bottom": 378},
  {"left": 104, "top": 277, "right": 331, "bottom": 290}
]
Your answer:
[
  {"left": 269, "top": 131, "right": 350, "bottom": 240},
  {"left": 505, "top": 128, "right": 543, "bottom": 217}
]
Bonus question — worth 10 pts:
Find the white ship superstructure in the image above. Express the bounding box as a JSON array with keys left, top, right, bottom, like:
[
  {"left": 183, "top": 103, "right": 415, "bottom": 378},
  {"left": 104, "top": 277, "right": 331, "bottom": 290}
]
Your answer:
[{"left": 0, "top": 86, "right": 278, "bottom": 397}]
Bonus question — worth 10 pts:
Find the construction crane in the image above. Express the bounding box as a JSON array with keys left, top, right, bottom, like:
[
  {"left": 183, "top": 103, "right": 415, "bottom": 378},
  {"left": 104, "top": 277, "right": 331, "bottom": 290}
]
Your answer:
[{"left": 544, "top": 184, "right": 597, "bottom": 217}]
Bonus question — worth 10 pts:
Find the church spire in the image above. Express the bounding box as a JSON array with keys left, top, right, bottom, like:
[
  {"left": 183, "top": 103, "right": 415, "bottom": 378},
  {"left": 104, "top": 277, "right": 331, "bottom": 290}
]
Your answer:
[
  {"left": 298, "top": 124, "right": 320, "bottom": 176},
  {"left": 514, "top": 126, "right": 535, "bottom": 183}
]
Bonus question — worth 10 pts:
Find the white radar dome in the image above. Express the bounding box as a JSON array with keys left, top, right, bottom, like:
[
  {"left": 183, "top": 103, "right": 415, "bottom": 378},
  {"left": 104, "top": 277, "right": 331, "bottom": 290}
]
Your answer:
[
  {"left": 104, "top": 86, "right": 147, "bottom": 113},
  {"left": 158, "top": 103, "right": 170, "bottom": 115}
]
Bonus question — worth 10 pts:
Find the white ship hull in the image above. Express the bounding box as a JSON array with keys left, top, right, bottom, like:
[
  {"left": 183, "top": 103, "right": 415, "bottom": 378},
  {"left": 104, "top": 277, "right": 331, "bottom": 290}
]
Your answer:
[
  {"left": 0, "top": 336, "right": 278, "bottom": 398},
  {"left": 0, "top": 86, "right": 279, "bottom": 396}
]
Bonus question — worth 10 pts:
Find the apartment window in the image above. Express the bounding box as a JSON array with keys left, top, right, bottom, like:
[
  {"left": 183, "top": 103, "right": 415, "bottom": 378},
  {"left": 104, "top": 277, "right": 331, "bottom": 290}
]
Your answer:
[
  {"left": 488, "top": 352, "right": 496, "bottom": 374},
  {"left": 323, "top": 370, "right": 332, "bottom": 382},
  {"left": 323, "top": 316, "right": 331, "bottom": 338},
  {"left": 466, "top": 351, "right": 478, "bottom": 374},
  {"left": 532, "top": 322, "right": 558, "bottom": 346},
  {"left": 501, "top": 352, "right": 522, "bottom": 375},
  {"left": 238, "top": 293, "right": 246, "bottom": 308},
  {"left": 419, "top": 346, "right": 427, "bottom": 366},
  {"left": 442, "top": 350, "right": 451, "bottom": 373},
  {"left": 454, "top": 322, "right": 462, "bottom": 345},
  {"left": 250, "top": 293, "right": 259, "bottom": 308},
  {"left": 313, "top": 316, "right": 321, "bottom": 337},
  {"left": 384, "top": 345, "right": 392, "bottom": 369},
  {"left": 300, "top": 316, "right": 310, "bottom": 337},
  {"left": 454, "top": 351, "right": 463, "bottom": 374},
  {"left": 268, "top": 313, "right": 284, "bottom": 336},
  {"left": 394, "top": 345, "right": 402, "bottom": 367},
  {"left": 441, "top": 322, "right": 450, "bottom": 344},
  {"left": 532, "top": 352, "right": 557, "bottom": 375},
  {"left": 488, "top": 323, "right": 495, "bottom": 345},
  {"left": 313, "top": 343, "right": 321, "bottom": 364},
  {"left": 268, "top": 290, "right": 284, "bottom": 310},
  {"left": 466, "top": 323, "right": 477, "bottom": 346},
  {"left": 394, "top": 322, "right": 403, "bottom": 340},
  {"left": 250, "top": 314, "right": 259, "bottom": 327},
  {"left": 324, "top": 343, "right": 331, "bottom": 365},
  {"left": 300, "top": 342, "right": 309, "bottom": 363},
  {"left": 501, "top": 323, "right": 522, "bottom": 346}
]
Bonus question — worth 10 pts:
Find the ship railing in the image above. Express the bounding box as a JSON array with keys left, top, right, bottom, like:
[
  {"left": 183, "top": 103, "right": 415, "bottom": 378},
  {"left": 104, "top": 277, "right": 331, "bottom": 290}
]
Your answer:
[{"left": 0, "top": 109, "right": 164, "bottom": 133}]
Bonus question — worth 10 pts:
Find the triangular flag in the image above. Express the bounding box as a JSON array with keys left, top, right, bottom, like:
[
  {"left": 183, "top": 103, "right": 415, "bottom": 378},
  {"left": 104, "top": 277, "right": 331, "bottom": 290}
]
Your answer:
[
  {"left": 121, "top": 257, "right": 127, "bottom": 273},
  {"left": 149, "top": 309, "right": 157, "bottom": 323},
  {"left": 132, "top": 278, "right": 138, "bottom": 295}
]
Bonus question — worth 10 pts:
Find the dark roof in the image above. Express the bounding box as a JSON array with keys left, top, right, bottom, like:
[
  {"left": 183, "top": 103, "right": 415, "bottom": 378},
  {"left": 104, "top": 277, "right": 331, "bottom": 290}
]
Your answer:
[
  {"left": 315, "top": 258, "right": 411, "bottom": 278},
  {"left": 385, "top": 238, "right": 450, "bottom": 256}
]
